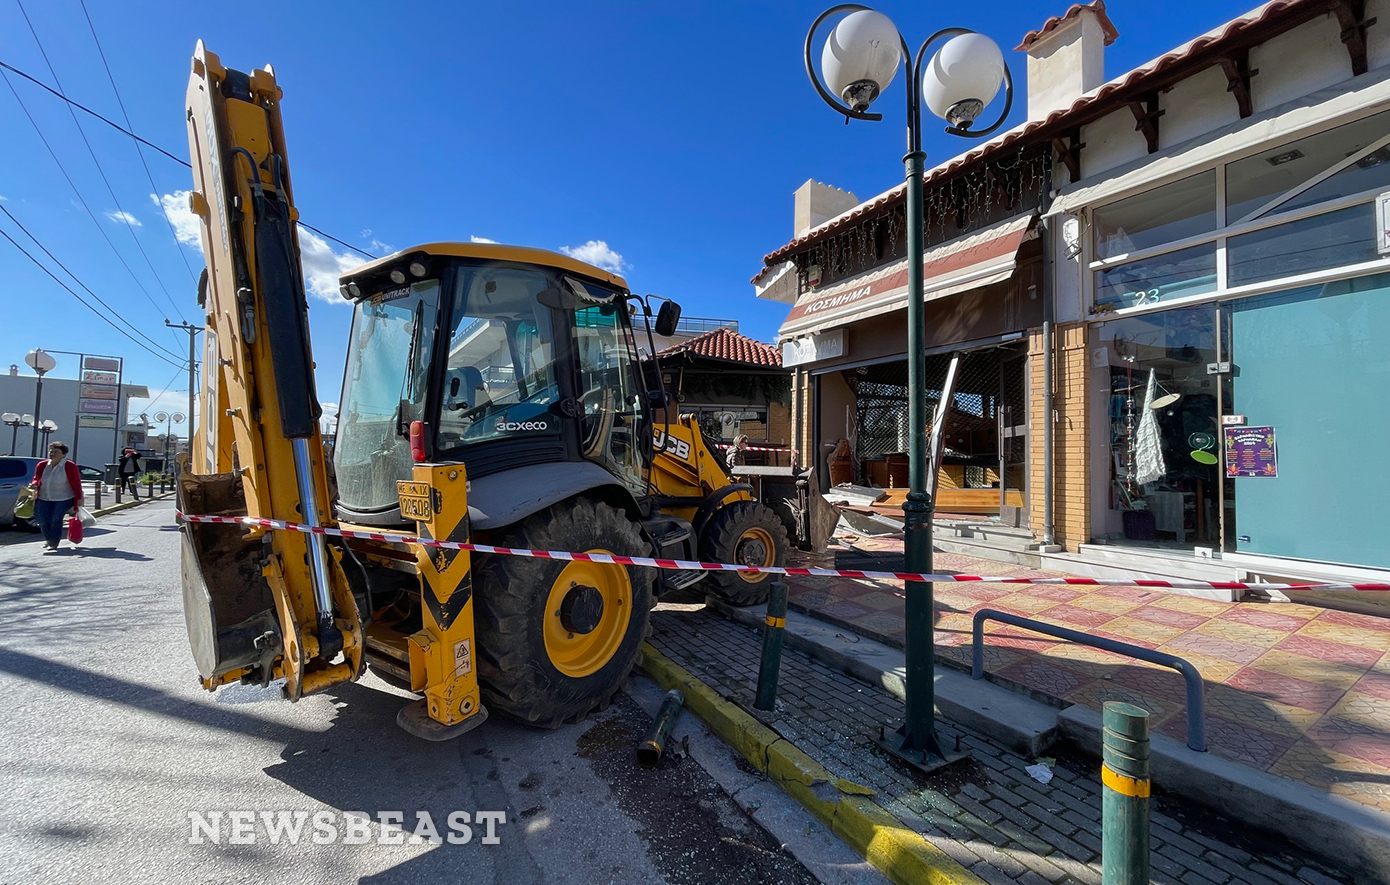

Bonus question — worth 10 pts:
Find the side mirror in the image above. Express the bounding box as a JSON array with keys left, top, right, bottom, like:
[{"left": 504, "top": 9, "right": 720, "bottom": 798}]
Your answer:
[{"left": 654, "top": 300, "right": 682, "bottom": 337}]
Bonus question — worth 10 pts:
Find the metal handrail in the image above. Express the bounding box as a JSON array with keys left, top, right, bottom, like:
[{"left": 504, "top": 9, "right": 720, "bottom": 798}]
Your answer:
[{"left": 972, "top": 608, "right": 1207, "bottom": 752}]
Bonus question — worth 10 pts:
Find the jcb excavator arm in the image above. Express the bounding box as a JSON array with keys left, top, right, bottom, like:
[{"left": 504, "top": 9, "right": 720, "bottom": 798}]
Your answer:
[{"left": 178, "top": 41, "right": 362, "bottom": 699}]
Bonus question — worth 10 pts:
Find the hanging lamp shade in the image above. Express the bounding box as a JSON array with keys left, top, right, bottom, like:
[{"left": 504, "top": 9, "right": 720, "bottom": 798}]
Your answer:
[
  {"left": 921, "top": 33, "right": 1005, "bottom": 128},
  {"left": 821, "top": 10, "right": 902, "bottom": 111}
]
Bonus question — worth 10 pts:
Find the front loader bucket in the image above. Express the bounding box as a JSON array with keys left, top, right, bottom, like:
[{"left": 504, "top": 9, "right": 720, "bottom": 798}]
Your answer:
[
  {"left": 757, "top": 467, "right": 836, "bottom": 554},
  {"left": 178, "top": 470, "right": 279, "bottom": 685}
]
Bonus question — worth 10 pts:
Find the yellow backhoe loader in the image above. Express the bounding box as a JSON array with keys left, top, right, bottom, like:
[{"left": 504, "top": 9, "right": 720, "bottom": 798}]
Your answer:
[{"left": 176, "top": 43, "right": 829, "bottom": 740}]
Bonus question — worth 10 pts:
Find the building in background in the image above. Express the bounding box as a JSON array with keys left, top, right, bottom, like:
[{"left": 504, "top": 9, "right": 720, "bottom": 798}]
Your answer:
[
  {"left": 0, "top": 363, "right": 148, "bottom": 466},
  {"left": 646, "top": 327, "right": 791, "bottom": 460}
]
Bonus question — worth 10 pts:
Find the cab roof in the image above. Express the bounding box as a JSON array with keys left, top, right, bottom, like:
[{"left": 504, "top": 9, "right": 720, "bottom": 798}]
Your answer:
[{"left": 339, "top": 242, "right": 629, "bottom": 291}]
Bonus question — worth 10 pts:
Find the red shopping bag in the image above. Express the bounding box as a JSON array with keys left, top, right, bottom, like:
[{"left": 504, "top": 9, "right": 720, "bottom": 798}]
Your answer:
[{"left": 67, "top": 514, "right": 83, "bottom": 544}]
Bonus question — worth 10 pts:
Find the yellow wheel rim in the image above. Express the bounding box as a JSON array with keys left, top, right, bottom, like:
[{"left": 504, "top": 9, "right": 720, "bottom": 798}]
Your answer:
[
  {"left": 543, "top": 550, "right": 633, "bottom": 678},
  {"left": 734, "top": 526, "right": 776, "bottom": 584}
]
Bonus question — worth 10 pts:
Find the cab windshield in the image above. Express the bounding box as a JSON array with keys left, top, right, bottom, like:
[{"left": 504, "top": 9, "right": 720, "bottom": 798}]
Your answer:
[{"left": 335, "top": 280, "right": 440, "bottom": 512}]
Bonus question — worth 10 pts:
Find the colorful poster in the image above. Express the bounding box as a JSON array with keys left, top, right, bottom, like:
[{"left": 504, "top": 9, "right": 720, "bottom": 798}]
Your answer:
[{"left": 1224, "top": 425, "right": 1278, "bottom": 477}]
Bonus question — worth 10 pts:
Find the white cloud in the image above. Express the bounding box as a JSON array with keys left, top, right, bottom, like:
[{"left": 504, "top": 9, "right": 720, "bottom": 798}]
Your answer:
[
  {"left": 297, "top": 226, "right": 363, "bottom": 302},
  {"left": 152, "top": 191, "right": 202, "bottom": 247},
  {"left": 470, "top": 235, "right": 497, "bottom": 244},
  {"left": 0, "top": 194, "right": 8, "bottom": 201},
  {"left": 105, "top": 209, "right": 142, "bottom": 227},
  {"left": 559, "top": 239, "right": 625, "bottom": 273}
]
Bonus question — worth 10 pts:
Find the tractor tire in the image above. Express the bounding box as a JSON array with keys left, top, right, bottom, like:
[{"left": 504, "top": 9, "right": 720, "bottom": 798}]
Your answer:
[
  {"left": 700, "top": 500, "right": 790, "bottom": 607},
  {"left": 472, "top": 496, "right": 653, "bottom": 729}
]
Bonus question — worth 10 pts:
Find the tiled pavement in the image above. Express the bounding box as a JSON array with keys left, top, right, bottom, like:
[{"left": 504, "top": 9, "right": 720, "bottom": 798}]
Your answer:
[
  {"left": 782, "top": 535, "right": 1390, "bottom": 814},
  {"left": 649, "top": 604, "right": 1362, "bottom": 885}
]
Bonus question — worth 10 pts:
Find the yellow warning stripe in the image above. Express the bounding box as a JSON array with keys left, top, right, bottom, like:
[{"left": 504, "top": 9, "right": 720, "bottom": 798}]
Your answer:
[
  {"left": 764, "top": 616, "right": 786, "bottom": 629},
  {"left": 1102, "top": 764, "right": 1150, "bottom": 798}
]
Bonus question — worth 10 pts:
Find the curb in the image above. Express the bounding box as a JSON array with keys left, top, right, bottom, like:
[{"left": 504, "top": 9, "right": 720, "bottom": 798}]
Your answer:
[
  {"left": 92, "top": 491, "right": 174, "bottom": 519},
  {"left": 707, "top": 598, "right": 1059, "bottom": 758},
  {"left": 638, "top": 643, "right": 984, "bottom": 885},
  {"left": 705, "top": 598, "right": 1390, "bottom": 877}
]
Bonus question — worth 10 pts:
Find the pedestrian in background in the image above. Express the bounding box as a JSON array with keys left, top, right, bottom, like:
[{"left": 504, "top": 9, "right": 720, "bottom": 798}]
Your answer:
[
  {"left": 119, "top": 448, "right": 141, "bottom": 496},
  {"left": 725, "top": 434, "right": 750, "bottom": 472},
  {"left": 29, "top": 441, "right": 83, "bottom": 553}
]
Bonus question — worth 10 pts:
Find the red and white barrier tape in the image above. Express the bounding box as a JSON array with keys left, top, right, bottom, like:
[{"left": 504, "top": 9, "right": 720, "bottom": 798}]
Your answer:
[
  {"left": 714, "top": 443, "right": 792, "bottom": 454},
  {"left": 175, "top": 511, "right": 1390, "bottom": 593}
]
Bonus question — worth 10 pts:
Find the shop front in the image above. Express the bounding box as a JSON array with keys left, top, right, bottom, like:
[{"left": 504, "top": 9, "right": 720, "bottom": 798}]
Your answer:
[
  {"left": 779, "top": 213, "right": 1044, "bottom": 520},
  {"left": 1079, "top": 107, "right": 1390, "bottom": 570}
]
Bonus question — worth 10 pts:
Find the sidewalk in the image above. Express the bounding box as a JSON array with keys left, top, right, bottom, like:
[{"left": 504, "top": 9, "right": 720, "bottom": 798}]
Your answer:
[
  {"left": 780, "top": 534, "right": 1390, "bottom": 816},
  {"left": 649, "top": 602, "right": 1357, "bottom": 885}
]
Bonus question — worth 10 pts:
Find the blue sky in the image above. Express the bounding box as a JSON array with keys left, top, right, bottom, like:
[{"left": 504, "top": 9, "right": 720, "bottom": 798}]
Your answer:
[{"left": 0, "top": 0, "right": 1258, "bottom": 425}]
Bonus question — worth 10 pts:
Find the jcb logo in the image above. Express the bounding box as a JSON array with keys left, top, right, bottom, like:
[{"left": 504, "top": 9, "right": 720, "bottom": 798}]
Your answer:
[
  {"left": 652, "top": 429, "right": 690, "bottom": 461},
  {"left": 495, "top": 420, "right": 549, "bottom": 432}
]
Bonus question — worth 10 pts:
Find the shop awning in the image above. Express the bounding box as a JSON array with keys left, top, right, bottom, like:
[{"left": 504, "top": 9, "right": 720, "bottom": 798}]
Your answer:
[{"left": 778, "top": 211, "right": 1036, "bottom": 340}]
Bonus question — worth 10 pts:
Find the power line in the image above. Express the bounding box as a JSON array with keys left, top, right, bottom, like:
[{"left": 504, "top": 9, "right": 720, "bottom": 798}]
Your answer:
[
  {"left": 0, "top": 60, "right": 188, "bottom": 166},
  {"left": 80, "top": 0, "right": 198, "bottom": 284},
  {"left": 0, "top": 204, "right": 186, "bottom": 363},
  {"left": 16, "top": 0, "right": 189, "bottom": 325},
  {"left": 0, "top": 58, "right": 380, "bottom": 263},
  {"left": 0, "top": 59, "right": 378, "bottom": 262},
  {"left": 0, "top": 225, "right": 186, "bottom": 371},
  {"left": 299, "top": 221, "right": 376, "bottom": 260},
  {"left": 1, "top": 69, "right": 181, "bottom": 329}
]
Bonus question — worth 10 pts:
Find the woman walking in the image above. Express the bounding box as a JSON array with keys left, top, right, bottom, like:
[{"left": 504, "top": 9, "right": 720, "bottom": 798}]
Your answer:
[{"left": 29, "top": 441, "right": 83, "bottom": 552}]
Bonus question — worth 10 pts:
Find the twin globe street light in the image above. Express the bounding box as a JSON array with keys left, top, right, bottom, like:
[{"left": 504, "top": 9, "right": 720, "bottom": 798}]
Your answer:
[
  {"left": 804, "top": 6, "right": 1014, "bottom": 771},
  {"left": 2, "top": 413, "right": 34, "bottom": 456}
]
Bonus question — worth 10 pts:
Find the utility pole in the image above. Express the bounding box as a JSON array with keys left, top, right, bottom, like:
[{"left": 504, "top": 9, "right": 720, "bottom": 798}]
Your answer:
[{"left": 166, "top": 320, "right": 202, "bottom": 460}]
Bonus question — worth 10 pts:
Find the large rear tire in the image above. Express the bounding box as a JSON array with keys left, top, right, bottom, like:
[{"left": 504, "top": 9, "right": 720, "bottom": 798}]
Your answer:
[
  {"left": 700, "top": 500, "right": 790, "bottom": 606},
  {"left": 472, "top": 497, "right": 653, "bottom": 729}
]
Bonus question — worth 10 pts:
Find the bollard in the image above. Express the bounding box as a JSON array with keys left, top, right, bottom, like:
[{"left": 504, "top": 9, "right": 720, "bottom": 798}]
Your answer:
[
  {"left": 754, "top": 580, "right": 789, "bottom": 711},
  {"left": 94, "top": 483, "right": 102, "bottom": 510},
  {"left": 1102, "top": 701, "right": 1151, "bottom": 885},
  {"left": 637, "top": 689, "right": 686, "bottom": 767},
  {"left": 115, "top": 483, "right": 122, "bottom": 504}
]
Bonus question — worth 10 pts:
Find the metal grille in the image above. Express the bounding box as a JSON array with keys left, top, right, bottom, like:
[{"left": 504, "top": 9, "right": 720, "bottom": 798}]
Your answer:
[{"left": 845, "top": 344, "right": 1027, "bottom": 491}]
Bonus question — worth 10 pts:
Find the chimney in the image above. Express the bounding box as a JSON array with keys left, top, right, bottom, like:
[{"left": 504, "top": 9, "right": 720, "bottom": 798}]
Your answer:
[
  {"left": 8, "top": 364, "right": 17, "bottom": 376},
  {"left": 1015, "top": 1, "right": 1119, "bottom": 121},
  {"left": 793, "top": 180, "right": 858, "bottom": 239}
]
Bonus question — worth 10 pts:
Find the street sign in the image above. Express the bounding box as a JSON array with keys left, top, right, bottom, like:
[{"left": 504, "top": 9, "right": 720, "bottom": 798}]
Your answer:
[
  {"left": 83, "top": 356, "right": 121, "bottom": 372},
  {"left": 79, "top": 415, "right": 117, "bottom": 429},
  {"left": 82, "top": 370, "right": 119, "bottom": 385},
  {"left": 80, "top": 398, "right": 117, "bottom": 415}
]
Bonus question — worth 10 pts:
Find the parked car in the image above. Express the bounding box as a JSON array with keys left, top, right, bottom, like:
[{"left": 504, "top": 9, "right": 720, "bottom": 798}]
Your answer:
[{"left": 0, "top": 456, "right": 42, "bottom": 529}]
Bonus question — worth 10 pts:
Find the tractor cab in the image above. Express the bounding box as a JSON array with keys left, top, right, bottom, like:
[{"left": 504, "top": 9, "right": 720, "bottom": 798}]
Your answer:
[{"left": 333, "top": 243, "right": 664, "bottom": 527}]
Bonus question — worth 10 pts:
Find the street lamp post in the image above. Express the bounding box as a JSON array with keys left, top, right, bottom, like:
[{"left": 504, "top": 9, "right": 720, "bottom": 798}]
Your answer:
[
  {"left": 155, "top": 411, "right": 186, "bottom": 470},
  {"left": 38, "top": 418, "right": 58, "bottom": 448},
  {"left": 2, "top": 413, "right": 32, "bottom": 456},
  {"left": 23, "top": 349, "right": 56, "bottom": 457},
  {"left": 805, "top": 5, "right": 1012, "bottom": 771}
]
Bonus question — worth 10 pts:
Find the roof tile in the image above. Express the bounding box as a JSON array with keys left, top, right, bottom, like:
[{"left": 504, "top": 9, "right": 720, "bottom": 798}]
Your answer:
[
  {"left": 1016, "top": 0, "right": 1120, "bottom": 52},
  {"left": 655, "top": 327, "right": 782, "bottom": 367}
]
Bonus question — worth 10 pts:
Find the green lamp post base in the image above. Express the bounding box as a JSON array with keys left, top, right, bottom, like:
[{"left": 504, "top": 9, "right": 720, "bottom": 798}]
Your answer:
[{"left": 875, "top": 723, "right": 969, "bottom": 775}]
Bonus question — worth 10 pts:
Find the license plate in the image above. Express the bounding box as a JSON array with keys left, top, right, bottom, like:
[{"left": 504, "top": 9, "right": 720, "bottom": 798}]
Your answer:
[{"left": 397, "top": 481, "right": 433, "bottom": 520}]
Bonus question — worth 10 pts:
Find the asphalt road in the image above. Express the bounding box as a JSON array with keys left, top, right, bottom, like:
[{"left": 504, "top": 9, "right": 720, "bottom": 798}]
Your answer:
[{"left": 0, "top": 499, "right": 877, "bottom": 885}]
